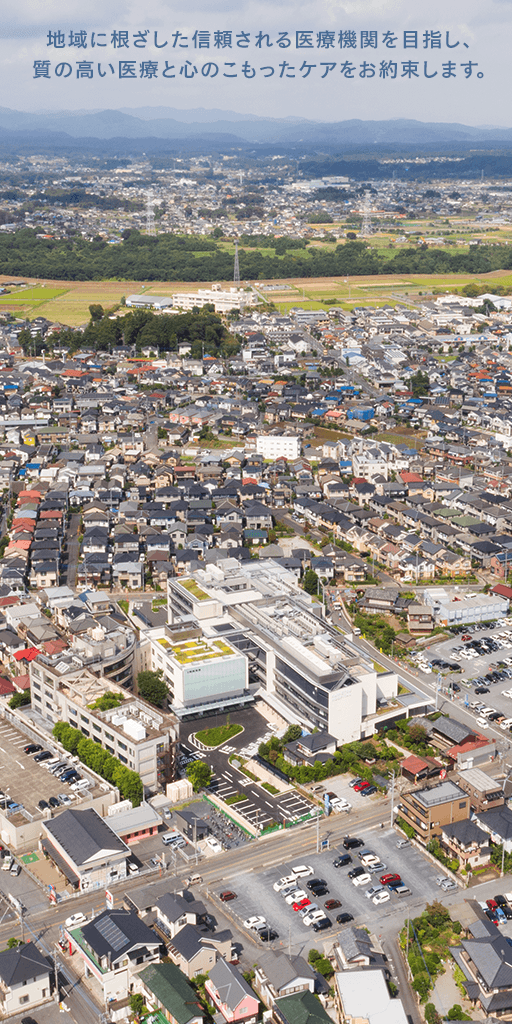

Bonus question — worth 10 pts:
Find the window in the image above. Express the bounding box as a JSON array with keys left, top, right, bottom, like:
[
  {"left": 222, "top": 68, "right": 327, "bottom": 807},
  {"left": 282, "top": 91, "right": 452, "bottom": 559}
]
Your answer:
[
  {"left": 80, "top": 714, "right": 89, "bottom": 723},
  {"left": 105, "top": 732, "right": 114, "bottom": 741},
  {"left": 119, "top": 754, "right": 127, "bottom": 764},
  {"left": 93, "top": 723, "right": 101, "bottom": 733},
  {"left": 459, "top": 801, "right": 467, "bottom": 809},
  {"left": 32, "top": 681, "right": 40, "bottom": 690},
  {"left": 118, "top": 741, "right": 127, "bottom": 751},
  {"left": 69, "top": 707, "right": 77, "bottom": 715},
  {"left": 19, "top": 996, "right": 29, "bottom": 1005}
]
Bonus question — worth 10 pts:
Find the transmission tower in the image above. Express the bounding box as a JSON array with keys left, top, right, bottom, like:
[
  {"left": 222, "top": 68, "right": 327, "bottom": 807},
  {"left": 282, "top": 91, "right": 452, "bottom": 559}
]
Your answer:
[
  {"left": 360, "top": 191, "right": 373, "bottom": 237},
  {"left": 146, "top": 191, "right": 155, "bottom": 237},
  {"left": 233, "top": 240, "right": 240, "bottom": 285}
]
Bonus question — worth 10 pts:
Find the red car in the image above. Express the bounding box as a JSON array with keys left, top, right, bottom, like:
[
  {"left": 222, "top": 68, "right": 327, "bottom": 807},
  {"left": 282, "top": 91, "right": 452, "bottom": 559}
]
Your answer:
[
  {"left": 462, "top": 635, "right": 472, "bottom": 641},
  {"left": 325, "top": 899, "right": 341, "bottom": 910},
  {"left": 220, "top": 891, "right": 237, "bottom": 902},
  {"left": 380, "top": 873, "right": 401, "bottom": 886},
  {"left": 354, "top": 781, "right": 370, "bottom": 792},
  {"left": 292, "top": 898, "right": 310, "bottom": 912},
  {"left": 487, "top": 899, "right": 498, "bottom": 911}
]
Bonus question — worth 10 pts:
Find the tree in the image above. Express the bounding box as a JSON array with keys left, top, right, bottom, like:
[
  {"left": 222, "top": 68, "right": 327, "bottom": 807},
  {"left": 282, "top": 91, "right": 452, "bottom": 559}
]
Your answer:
[
  {"left": 186, "top": 761, "right": 212, "bottom": 791},
  {"left": 282, "top": 724, "right": 302, "bottom": 744},
  {"left": 302, "top": 568, "right": 319, "bottom": 595},
  {"left": 130, "top": 994, "right": 145, "bottom": 1016},
  {"left": 8, "top": 692, "right": 30, "bottom": 709},
  {"left": 6, "top": 937, "right": 23, "bottom": 949},
  {"left": 137, "top": 669, "right": 168, "bottom": 707},
  {"left": 88, "top": 303, "right": 104, "bottom": 321}
]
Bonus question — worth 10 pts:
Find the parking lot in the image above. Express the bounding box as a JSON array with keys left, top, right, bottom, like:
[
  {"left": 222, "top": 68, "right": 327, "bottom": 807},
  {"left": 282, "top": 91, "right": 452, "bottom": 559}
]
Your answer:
[
  {"left": 0, "top": 719, "right": 99, "bottom": 821},
  {"left": 179, "top": 707, "right": 316, "bottom": 834},
  {"left": 414, "top": 622, "right": 512, "bottom": 737},
  {"left": 211, "top": 825, "right": 449, "bottom": 955}
]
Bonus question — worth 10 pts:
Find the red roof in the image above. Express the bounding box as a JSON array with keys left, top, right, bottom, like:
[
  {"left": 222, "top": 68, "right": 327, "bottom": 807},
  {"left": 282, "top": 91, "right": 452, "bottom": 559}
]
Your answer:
[
  {"left": 0, "top": 597, "right": 20, "bottom": 608},
  {"left": 400, "top": 754, "right": 428, "bottom": 774},
  {"left": 39, "top": 510, "right": 62, "bottom": 519},
  {"left": 13, "top": 647, "right": 40, "bottom": 662},
  {"left": 0, "top": 677, "right": 14, "bottom": 695},
  {"left": 7, "top": 540, "right": 31, "bottom": 550},
  {"left": 492, "top": 584, "right": 512, "bottom": 599},
  {"left": 14, "top": 673, "right": 30, "bottom": 690}
]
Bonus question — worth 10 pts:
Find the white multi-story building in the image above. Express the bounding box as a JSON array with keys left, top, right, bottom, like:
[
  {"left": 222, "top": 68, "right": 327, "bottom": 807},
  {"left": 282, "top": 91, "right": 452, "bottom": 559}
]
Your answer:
[
  {"left": 256, "top": 433, "right": 300, "bottom": 460},
  {"left": 172, "top": 284, "right": 258, "bottom": 313},
  {"left": 29, "top": 658, "right": 178, "bottom": 791},
  {"left": 138, "top": 623, "right": 249, "bottom": 717}
]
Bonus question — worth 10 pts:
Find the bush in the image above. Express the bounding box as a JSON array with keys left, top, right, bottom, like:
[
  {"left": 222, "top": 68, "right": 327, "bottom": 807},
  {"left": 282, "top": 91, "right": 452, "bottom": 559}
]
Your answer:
[{"left": 8, "top": 691, "right": 30, "bottom": 709}]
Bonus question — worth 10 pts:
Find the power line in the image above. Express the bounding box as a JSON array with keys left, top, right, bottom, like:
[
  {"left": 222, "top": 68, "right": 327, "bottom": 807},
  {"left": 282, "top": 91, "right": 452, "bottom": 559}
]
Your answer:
[{"left": 234, "top": 241, "right": 240, "bottom": 285}]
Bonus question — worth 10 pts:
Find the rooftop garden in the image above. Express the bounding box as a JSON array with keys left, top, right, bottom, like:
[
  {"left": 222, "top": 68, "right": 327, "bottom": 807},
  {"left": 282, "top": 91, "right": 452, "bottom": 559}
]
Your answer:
[
  {"left": 88, "top": 691, "right": 125, "bottom": 712},
  {"left": 178, "top": 578, "right": 210, "bottom": 601},
  {"left": 169, "top": 638, "right": 234, "bottom": 664}
]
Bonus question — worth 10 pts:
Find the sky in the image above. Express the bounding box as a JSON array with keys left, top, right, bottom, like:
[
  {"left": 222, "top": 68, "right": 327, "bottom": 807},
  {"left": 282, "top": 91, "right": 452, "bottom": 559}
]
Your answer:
[{"left": 5, "top": 0, "right": 512, "bottom": 126}]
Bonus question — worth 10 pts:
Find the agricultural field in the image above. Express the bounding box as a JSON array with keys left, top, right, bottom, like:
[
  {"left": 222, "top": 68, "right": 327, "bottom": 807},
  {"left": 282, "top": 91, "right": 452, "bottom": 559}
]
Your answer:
[{"left": 1, "top": 264, "right": 512, "bottom": 326}]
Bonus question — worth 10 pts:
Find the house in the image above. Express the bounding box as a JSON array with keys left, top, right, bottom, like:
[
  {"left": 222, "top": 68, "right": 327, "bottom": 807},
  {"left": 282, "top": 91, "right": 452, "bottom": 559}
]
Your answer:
[
  {"left": 41, "top": 807, "right": 130, "bottom": 891},
  {"left": 254, "top": 952, "right": 315, "bottom": 1007},
  {"left": 284, "top": 731, "right": 337, "bottom": 768},
  {"left": 333, "top": 927, "right": 388, "bottom": 971},
  {"left": 440, "top": 819, "right": 491, "bottom": 870},
  {"left": 66, "top": 908, "right": 161, "bottom": 1003},
  {"left": 451, "top": 901, "right": 512, "bottom": 1016},
  {"left": 456, "top": 767, "right": 504, "bottom": 813},
  {"left": 0, "top": 942, "right": 52, "bottom": 1016},
  {"left": 273, "top": 990, "right": 333, "bottom": 1024},
  {"left": 167, "top": 923, "right": 233, "bottom": 979},
  {"left": 136, "top": 961, "right": 204, "bottom": 1024},
  {"left": 334, "top": 968, "right": 408, "bottom": 1024},
  {"left": 205, "top": 960, "right": 259, "bottom": 1024},
  {"left": 155, "top": 892, "right": 208, "bottom": 940}
]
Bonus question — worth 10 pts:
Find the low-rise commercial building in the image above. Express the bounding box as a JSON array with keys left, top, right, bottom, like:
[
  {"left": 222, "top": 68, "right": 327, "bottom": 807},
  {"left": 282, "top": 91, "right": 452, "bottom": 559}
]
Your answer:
[
  {"left": 398, "top": 779, "right": 470, "bottom": 843},
  {"left": 42, "top": 807, "right": 130, "bottom": 891}
]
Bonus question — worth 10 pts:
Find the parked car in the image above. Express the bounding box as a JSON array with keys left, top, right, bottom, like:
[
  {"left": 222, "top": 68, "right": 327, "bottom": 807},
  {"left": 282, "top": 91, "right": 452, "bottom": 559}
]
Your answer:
[
  {"left": 244, "top": 916, "right": 266, "bottom": 930},
  {"left": 312, "top": 917, "right": 332, "bottom": 932},
  {"left": 220, "top": 891, "right": 237, "bottom": 902},
  {"left": 65, "top": 912, "right": 86, "bottom": 927},
  {"left": 258, "top": 928, "right": 278, "bottom": 941},
  {"left": 336, "top": 912, "right": 354, "bottom": 924},
  {"left": 324, "top": 899, "right": 341, "bottom": 910},
  {"left": 333, "top": 854, "right": 352, "bottom": 869}
]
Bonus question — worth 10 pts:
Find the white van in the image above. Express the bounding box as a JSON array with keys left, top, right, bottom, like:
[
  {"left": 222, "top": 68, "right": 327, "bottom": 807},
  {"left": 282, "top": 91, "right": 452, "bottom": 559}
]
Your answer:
[
  {"left": 162, "top": 831, "right": 182, "bottom": 845},
  {"left": 292, "top": 864, "right": 313, "bottom": 878}
]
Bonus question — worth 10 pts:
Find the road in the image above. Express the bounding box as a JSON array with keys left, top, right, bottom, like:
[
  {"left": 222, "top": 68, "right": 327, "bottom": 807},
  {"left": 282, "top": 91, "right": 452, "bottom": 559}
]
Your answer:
[{"left": 65, "top": 514, "right": 81, "bottom": 588}]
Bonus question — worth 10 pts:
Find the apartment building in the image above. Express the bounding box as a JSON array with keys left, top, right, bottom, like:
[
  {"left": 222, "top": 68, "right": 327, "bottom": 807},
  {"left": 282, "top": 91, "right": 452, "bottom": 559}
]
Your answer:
[
  {"left": 255, "top": 433, "right": 301, "bottom": 461},
  {"left": 29, "top": 658, "right": 178, "bottom": 791},
  {"left": 398, "top": 780, "right": 470, "bottom": 843}
]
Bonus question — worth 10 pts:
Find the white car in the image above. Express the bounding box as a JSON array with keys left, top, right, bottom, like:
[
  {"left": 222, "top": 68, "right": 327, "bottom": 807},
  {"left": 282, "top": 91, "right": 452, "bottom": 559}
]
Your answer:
[
  {"left": 285, "top": 889, "right": 307, "bottom": 905},
  {"left": 65, "top": 912, "right": 86, "bottom": 928},
  {"left": 476, "top": 718, "right": 489, "bottom": 729},
  {"left": 292, "top": 864, "right": 313, "bottom": 878},
  {"left": 352, "top": 873, "right": 371, "bottom": 886},
  {"left": 302, "top": 909, "right": 325, "bottom": 926},
  {"left": 373, "top": 890, "right": 390, "bottom": 905},
  {"left": 365, "top": 886, "right": 385, "bottom": 900},
  {"left": 273, "top": 875, "right": 296, "bottom": 891},
  {"left": 244, "top": 916, "right": 266, "bottom": 930}
]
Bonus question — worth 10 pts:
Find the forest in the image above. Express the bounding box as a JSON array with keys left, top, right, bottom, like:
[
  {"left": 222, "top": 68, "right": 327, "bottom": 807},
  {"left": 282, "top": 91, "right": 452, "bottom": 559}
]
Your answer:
[
  {"left": 2, "top": 228, "right": 512, "bottom": 282},
  {"left": 19, "top": 305, "right": 241, "bottom": 358}
]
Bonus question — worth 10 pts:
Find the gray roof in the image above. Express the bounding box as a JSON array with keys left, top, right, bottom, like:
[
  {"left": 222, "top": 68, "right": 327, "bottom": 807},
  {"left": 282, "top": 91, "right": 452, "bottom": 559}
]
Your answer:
[
  {"left": 430, "top": 717, "right": 474, "bottom": 744},
  {"left": 208, "top": 959, "right": 255, "bottom": 1010},
  {"left": 81, "top": 908, "right": 160, "bottom": 962},
  {"left": 336, "top": 926, "right": 375, "bottom": 963},
  {"left": 44, "top": 807, "right": 128, "bottom": 866},
  {"left": 257, "top": 951, "right": 315, "bottom": 991},
  {"left": 0, "top": 942, "right": 50, "bottom": 986},
  {"left": 460, "top": 934, "right": 512, "bottom": 989},
  {"left": 476, "top": 805, "right": 512, "bottom": 842},
  {"left": 441, "top": 819, "right": 489, "bottom": 846},
  {"left": 156, "top": 892, "right": 206, "bottom": 922}
]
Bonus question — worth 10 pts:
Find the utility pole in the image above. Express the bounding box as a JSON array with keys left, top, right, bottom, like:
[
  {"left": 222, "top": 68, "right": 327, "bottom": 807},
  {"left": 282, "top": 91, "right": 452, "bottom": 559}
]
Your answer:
[
  {"left": 52, "top": 944, "right": 60, "bottom": 1002},
  {"left": 316, "top": 808, "right": 320, "bottom": 854},
  {"left": 389, "top": 769, "right": 395, "bottom": 827}
]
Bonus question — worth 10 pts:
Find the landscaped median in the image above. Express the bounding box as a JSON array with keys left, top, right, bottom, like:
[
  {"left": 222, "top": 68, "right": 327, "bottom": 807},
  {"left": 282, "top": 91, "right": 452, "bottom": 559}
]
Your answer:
[{"left": 192, "top": 722, "right": 243, "bottom": 749}]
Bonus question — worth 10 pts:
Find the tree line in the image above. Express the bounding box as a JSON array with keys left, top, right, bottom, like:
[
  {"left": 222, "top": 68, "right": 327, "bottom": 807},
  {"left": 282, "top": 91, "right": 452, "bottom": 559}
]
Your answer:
[
  {"left": 52, "top": 721, "right": 143, "bottom": 805},
  {"left": 2, "top": 229, "right": 512, "bottom": 281}
]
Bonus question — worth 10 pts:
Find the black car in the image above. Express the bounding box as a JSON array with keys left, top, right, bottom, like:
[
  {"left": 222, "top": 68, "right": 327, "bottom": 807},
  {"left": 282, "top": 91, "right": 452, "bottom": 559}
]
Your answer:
[
  {"left": 333, "top": 854, "right": 352, "bottom": 868},
  {"left": 343, "top": 836, "right": 364, "bottom": 850},
  {"left": 24, "top": 744, "right": 41, "bottom": 755},
  {"left": 34, "top": 751, "right": 52, "bottom": 762},
  {"left": 38, "top": 800, "right": 49, "bottom": 810},
  {"left": 451, "top": 683, "right": 461, "bottom": 693},
  {"left": 48, "top": 797, "right": 60, "bottom": 808},
  {"left": 21, "top": 1017, "right": 39, "bottom": 1024},
  {"left": 361, "top": 786, "right": 377, "bottom": 796},
  {"left": 348, "top": 866, "right": 365, "bottom": 879},
  {"left": 309, "top": 885, "right": 328, "bottom": 896},
  {"left": 475, "top": 686, "right": 490, "bottom": 694},
  {"left": 258, "top": 927, "right": 278, "bottom": 941},
  {"left": 312, "top": 917, "right": 332, "bottom": 932},
  {"left": 495, "top": 895, "right": 508, "bottom": 907},
  {"left": 306, "top": 878, "right": 327, "bottom": 890},
  {"left": 336, "top": 912, "right": 354, "bottom": 924}
]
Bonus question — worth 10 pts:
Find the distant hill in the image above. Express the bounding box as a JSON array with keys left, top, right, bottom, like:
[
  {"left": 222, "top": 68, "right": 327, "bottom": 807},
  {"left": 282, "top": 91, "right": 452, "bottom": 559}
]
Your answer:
[{"left": 2, "top": 107, "right": 512, "bottom": 146}]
